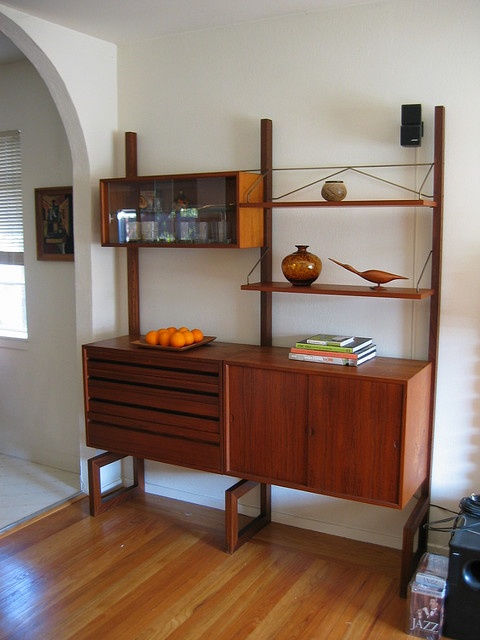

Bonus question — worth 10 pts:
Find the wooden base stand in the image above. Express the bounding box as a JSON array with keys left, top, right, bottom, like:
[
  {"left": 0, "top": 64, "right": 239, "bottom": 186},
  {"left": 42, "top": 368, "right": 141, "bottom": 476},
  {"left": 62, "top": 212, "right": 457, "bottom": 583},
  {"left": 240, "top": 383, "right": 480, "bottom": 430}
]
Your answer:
[
  {"left": 88, "top": 452, "right": 145, "bottom": 516},
  {"left": 225, "top": 479, "right": 271, "bottom": 553},
  {"left": 400, "top": 494, "right": 430, "bottom": 597},
  {"left": 87, "top": 451, "right": 422, "bottom": 596}
]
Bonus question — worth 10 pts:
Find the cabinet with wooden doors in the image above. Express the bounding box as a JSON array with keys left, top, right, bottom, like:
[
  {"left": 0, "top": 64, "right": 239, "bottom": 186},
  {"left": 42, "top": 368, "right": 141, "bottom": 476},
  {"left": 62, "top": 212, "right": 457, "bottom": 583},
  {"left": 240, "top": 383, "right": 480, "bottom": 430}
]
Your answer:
[{"left": 224, "top": 351, "right": 431, "bottom": 509}]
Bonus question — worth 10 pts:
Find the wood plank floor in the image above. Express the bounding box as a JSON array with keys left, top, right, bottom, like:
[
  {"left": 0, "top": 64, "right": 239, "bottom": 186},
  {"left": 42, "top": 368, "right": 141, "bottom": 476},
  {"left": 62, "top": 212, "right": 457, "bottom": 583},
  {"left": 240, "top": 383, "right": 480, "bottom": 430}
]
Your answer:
[{"left": 0, "top": 493, "right": 422, "bottom": 639}]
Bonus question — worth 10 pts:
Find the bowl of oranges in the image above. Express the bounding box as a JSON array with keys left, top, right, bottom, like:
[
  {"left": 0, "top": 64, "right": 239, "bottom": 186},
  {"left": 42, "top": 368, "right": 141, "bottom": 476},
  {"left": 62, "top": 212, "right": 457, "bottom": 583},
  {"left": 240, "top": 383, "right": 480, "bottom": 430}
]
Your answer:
[{"left": 133, "top": 326, "right": 215, "bottom": 351}]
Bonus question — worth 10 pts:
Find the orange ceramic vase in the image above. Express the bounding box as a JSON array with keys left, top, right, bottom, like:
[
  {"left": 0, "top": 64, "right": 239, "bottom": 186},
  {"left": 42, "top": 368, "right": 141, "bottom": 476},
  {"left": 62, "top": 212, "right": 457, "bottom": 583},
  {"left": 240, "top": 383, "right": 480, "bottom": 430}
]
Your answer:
[{"left": 281, "top": 245, "right": 322, "bottom": 286}]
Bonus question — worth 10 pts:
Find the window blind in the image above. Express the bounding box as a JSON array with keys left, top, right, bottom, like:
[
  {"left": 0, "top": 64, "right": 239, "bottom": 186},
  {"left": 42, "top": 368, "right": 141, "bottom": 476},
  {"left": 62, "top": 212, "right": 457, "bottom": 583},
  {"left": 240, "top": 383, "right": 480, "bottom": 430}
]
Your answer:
[{"left": 0, "top": 130, "right": 23, "bottom": 257}]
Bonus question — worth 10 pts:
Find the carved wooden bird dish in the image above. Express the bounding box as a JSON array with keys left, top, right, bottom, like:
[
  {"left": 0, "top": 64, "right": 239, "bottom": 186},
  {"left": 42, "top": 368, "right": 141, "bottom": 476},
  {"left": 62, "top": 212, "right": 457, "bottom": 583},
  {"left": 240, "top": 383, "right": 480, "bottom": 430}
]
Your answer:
[{"left": 329, "top": 258, "right": 408, "bottom": 289}]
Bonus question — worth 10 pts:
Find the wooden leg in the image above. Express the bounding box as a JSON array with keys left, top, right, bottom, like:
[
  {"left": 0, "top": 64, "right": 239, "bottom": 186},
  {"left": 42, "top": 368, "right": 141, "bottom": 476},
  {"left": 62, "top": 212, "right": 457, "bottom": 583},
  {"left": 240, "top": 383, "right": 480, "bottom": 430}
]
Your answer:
[
  {"left": 225, "top": 479, "right": 271, "bottom": 553},
  {"left": 400, "top": 494, "right": 430, "bottom": 597},
  {"left": 88, "top": 452, "right": 145, "bottom": 516}
]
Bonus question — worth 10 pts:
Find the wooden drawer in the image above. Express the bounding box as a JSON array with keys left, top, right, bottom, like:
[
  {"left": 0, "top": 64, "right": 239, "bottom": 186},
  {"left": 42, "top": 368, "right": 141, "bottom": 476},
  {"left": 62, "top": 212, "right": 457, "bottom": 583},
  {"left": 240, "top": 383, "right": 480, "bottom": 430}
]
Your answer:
[
  {"left": 86, "top": 422, "right": 221, "bottom": 472},
  {"left": 83, "top": 342, "right": 223, "bottom": 472}
]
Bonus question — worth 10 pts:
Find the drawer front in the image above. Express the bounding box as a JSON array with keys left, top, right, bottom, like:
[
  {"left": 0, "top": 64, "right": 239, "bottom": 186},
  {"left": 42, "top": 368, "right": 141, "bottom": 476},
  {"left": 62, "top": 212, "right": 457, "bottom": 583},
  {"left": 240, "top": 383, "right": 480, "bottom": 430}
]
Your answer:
[
  {"left": 83, "top": 347, "right": 222, "bottom": 472},
  {"left": 86, "top": 423, "right": 221, "bottom": 473},
  {"left": 87, "top": 380, "right": 219, "bottom": 421}
]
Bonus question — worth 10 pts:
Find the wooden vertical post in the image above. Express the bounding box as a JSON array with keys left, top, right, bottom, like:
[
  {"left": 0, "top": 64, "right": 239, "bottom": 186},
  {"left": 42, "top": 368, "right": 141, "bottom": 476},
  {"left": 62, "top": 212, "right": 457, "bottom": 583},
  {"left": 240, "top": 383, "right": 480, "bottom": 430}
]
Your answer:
[
  {"left": 125, "top": 132, "right": 138, "bottom": 179},
  {"left": 400, "top": 106, "right": 445, "bottom": 597},
  {"left": 260, "top": 119, "right": 273, "bottom": 347},
  {"left": 429, "top": 107, "right": 444, "bottom": 366},
  {"left": 127, "top": 247, "right": 140, "bottom": 337},
  {"left": 425, "top": 106, "right": 444, "bottom": 499},
  {"left": 125, "top": 132, "right": 140, "bottom": 337}
]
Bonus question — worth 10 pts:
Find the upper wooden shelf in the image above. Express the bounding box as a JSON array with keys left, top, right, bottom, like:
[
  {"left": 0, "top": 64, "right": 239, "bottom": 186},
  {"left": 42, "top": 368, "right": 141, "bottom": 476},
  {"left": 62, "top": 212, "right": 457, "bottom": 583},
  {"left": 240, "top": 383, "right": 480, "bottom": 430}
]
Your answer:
[
  {"left": 240, "top": 199, "right": 436, "bottom": 208},
  {"left": 241, "top": 281, "right": 434, "bottom": 300}
]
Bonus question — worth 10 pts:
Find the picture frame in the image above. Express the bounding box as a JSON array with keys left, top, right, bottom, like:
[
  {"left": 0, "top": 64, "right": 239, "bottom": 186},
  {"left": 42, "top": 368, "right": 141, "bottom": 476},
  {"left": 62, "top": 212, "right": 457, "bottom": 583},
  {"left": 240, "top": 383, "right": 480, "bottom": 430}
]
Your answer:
[{"left": 35, "top": 186, "right": 74, "bottom": 261}]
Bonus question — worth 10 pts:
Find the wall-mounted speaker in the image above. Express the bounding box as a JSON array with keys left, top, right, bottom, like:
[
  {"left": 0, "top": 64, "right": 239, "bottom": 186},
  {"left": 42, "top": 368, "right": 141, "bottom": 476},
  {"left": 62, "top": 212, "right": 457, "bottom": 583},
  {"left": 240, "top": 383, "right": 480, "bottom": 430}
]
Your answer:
[
  {"left": 444, "top": 514, "right": 480, "bottom": 640},
  {"left": 400, "top": 104, "right": 423, "bottom": 147}
]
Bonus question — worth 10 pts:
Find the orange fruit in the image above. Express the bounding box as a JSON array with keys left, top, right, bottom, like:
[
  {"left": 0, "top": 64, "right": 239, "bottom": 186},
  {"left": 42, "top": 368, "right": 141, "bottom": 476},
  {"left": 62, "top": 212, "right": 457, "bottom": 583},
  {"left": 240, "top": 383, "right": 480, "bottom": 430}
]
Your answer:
[
  {"left": 145, "top": 330, "right": 159, "bottom": 345},
  {"left": 167, "top": 326, "right": 177, "bottom": 335},
  {"left": 169, "top": 331, "right": 186, "bottom": 348},
  {"left": 183, "top": 330, "right": 195, "bottom": 345},
  {"left": 191, "top": 328, "right": 204, "bottom": 343},
  {"left": 157, "top": 329, "right": 170, "bottom": 346},
  {"left": 178, "top": 326, "right": 190, "bottom": 333}
]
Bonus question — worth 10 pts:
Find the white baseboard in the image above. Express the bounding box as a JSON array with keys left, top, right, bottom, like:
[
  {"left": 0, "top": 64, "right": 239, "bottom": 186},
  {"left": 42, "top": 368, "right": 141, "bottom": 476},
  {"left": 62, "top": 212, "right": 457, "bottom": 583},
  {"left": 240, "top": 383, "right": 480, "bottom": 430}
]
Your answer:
[
  {"left": 273, "top": 510, "right": 403, "bottom": 549},
  {"left": 144, "top": 480, "right": 404, "bottom": 549}
]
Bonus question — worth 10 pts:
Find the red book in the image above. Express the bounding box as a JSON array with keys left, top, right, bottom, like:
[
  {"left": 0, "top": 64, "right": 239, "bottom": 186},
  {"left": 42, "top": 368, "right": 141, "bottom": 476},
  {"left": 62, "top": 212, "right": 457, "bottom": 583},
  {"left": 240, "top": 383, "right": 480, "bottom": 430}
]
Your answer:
[{"left": 290, "top": 345, "right": 375, "bottom": 360}]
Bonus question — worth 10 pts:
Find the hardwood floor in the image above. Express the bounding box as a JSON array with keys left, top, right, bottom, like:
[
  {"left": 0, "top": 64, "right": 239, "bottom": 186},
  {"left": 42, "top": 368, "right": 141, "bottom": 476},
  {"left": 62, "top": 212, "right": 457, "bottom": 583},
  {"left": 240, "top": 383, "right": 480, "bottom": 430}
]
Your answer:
[{"left": 0, "top": 493, "right": 419, "bottom": 639}]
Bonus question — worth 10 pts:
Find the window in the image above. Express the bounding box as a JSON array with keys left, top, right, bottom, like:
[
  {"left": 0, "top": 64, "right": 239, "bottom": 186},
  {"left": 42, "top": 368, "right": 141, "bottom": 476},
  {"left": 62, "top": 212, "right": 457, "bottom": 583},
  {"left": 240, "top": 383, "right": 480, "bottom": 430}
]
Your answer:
[{"left": 0, "top": 130, "right": 27, "bottom": 340}]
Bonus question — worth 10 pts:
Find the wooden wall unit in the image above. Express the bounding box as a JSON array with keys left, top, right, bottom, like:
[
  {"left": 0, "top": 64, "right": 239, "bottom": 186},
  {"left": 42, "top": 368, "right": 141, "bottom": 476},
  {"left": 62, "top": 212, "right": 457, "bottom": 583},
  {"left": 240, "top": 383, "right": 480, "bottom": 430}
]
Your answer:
[{"left": 84, "top": 107, "right": 444, "bottom": 596}]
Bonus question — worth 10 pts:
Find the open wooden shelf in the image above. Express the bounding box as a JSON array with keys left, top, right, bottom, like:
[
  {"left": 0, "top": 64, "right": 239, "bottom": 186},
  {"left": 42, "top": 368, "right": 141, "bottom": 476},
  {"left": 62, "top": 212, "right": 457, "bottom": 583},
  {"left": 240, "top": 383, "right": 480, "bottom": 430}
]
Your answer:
[
  {"left": 241, "top": 281, "right": 434, "bottom": 300},
  {"left": 240, "top": 199, "right": 436, "bottom": 208}
]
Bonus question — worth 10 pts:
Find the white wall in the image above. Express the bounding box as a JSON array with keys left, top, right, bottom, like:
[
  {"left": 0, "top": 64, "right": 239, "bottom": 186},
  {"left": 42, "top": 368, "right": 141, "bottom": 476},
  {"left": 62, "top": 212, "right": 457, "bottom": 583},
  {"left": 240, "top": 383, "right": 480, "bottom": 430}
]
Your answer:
[
  {"left": 0, "top": 4, "right": 119, "bottom": 488},
  {"left": 117, "top": 0, "right": 480, "bottom": 552},
  {"left": 0, "top": 0, "right": 478, "bottom": 554},
  {"left": 0, "top": 59, "right": 77, "bottom": 471}
]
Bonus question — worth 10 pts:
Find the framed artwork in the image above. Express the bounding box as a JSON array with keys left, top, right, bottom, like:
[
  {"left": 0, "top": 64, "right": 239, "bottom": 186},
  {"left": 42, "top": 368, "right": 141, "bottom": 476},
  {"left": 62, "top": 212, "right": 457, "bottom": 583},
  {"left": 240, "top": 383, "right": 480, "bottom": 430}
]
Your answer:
[{"left": 35, "top": 186, "right": 74, "bottom": 261}]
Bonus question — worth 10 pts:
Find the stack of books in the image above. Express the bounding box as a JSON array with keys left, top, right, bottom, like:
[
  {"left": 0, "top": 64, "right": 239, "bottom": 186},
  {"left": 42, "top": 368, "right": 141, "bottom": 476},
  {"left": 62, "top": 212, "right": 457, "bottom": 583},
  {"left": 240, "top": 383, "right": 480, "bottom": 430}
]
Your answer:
[{"left": 288, "top": 333, "right": 376, "bottom": 367}]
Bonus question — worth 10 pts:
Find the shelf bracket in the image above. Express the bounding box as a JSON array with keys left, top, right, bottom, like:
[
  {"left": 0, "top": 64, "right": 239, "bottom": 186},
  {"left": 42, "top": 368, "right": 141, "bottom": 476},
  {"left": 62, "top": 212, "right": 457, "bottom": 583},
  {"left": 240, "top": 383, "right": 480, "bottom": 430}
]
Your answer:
[
  {"left": 246, "top": 247, "right": 270, "bottom": 284},
  {"left": 416, "top": 250, "right": 433, "bottom": 292}
]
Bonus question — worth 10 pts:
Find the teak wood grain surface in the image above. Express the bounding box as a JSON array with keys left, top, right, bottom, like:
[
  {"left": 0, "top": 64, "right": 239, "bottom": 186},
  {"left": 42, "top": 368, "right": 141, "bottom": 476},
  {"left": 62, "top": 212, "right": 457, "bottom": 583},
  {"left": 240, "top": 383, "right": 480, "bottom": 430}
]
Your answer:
[{"left": 0, "top": 494, "right": 440, "bottom": 639}]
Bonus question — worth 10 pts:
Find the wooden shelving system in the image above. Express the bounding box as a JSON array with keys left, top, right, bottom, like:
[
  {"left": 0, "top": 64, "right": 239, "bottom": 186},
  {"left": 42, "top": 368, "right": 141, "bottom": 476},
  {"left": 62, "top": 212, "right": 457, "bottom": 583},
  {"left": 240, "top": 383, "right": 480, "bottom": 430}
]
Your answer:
[
  {"left": 84, "top": 108, "right": 444, "bottom": 598},
  {"left": 246, "top": 107, "right": 444, "bottom": 596}
]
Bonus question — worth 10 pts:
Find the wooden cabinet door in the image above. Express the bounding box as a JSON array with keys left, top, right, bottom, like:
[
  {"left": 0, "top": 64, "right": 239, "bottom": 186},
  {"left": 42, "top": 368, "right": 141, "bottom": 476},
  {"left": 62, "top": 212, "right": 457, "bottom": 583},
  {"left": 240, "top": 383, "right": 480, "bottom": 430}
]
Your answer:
[
  {"left": 225, "top": 365, "right": 309, "bottom": 486},
  {"left": 308, "top": 375, "right": 403, "bottom": 506}
]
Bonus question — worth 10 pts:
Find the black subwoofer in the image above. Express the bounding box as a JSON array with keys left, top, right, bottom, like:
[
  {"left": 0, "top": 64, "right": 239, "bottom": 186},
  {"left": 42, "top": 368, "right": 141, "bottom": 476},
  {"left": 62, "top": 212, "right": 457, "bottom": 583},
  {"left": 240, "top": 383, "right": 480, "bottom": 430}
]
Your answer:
[{"left": 444, "top": 514, "right": 480, "bottom": 639}]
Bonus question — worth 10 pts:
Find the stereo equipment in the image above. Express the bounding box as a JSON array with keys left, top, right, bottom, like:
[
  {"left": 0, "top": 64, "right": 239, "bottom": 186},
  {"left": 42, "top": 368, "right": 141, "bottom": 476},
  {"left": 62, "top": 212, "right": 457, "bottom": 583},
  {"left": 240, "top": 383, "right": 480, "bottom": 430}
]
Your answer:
[
  {"left": 444, "top": 513, "right": 480, "bottom": 639},
  {"left": 401, "top": 104, "right": 423, "bottom": 147}
]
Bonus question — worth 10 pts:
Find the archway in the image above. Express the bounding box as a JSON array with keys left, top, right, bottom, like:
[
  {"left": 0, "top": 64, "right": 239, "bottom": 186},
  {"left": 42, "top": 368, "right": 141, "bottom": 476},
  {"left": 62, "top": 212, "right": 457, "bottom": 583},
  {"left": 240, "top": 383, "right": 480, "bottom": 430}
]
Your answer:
[{"left": 0, "top": 9, "right": 111, "bottom": 529}]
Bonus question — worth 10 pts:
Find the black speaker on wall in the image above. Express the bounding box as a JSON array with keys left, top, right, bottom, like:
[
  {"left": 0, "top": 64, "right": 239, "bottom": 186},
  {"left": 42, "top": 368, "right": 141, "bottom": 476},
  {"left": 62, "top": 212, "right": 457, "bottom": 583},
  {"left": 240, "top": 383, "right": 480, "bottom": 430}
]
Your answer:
[
  {"left": 444, "top": 514, "right": 480, "bottom": 640},
  {"left": 400, "top": 104, "right": 423, "bottom": 147}
]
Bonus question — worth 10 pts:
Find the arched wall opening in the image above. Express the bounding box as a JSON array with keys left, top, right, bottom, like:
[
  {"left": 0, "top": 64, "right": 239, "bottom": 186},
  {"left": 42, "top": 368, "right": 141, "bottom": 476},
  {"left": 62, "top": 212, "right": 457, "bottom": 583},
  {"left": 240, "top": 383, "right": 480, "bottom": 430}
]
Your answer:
[{"left": 0, "top": 6, "right": 120, "bottom": 502}]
